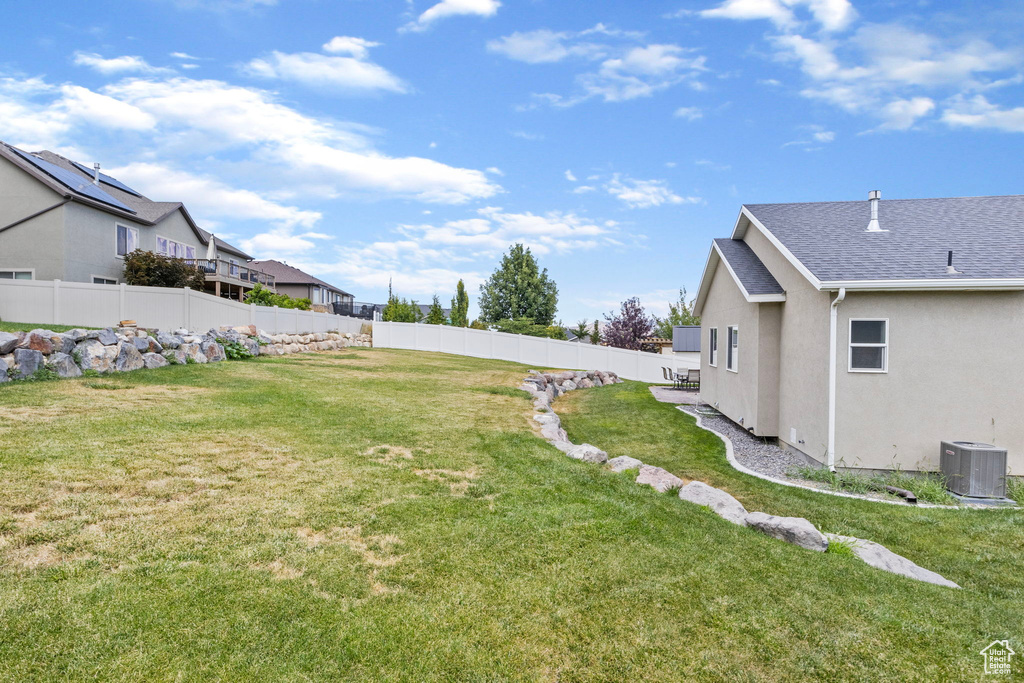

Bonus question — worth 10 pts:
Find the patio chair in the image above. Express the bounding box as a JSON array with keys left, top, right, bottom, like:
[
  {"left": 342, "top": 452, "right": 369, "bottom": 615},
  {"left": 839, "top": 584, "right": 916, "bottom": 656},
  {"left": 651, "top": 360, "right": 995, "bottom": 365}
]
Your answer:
[{"left": 685, "top": 369, "right": 700, "bottom": 391}]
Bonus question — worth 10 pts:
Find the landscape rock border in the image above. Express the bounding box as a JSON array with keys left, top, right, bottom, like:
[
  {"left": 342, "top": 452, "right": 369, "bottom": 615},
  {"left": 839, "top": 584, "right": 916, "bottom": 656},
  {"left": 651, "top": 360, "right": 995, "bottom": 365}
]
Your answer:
[{"left": 518, "top": 370, "right": 960, "bottom": 589}]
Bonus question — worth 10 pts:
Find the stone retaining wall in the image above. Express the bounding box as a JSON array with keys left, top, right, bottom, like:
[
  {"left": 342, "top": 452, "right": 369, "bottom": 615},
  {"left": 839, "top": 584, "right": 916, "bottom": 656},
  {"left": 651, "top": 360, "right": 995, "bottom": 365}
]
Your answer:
[{"left": 0, "top": 324, "right": 371, "bottom": 384}]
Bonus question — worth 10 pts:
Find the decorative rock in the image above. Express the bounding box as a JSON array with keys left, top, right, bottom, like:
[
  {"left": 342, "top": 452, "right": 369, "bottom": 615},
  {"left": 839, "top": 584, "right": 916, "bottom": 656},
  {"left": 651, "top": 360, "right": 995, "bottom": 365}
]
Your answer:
[
  {"left": 635, "top": 465, "right": 684, "bottom": 493},
  {"left": 157, "top": 332, "right": 182, "bottom": 349},
  {"left": 76, "top": 340, "right": 116, "bottom": 373},
  {"left": 19, "top": 332, "right": 53, "bottom": 355},
  {"left": 97, "top": 328, "right": 118, "bottom": 346},
  {"left": 54, "top": 334, "right": 76, "bottom": 355},
  {"left": 173, "top": 328, "right": 189, "bottom": 336},
  {"left": 115, "top": 343, "right": 145, "bottom": 372},
  {"left": 745, "top": 512, "right": 828, "bottom": 552},
  {"left": 65, "top": 328, "right": 90, "bottom": 342},
  {"left": 242, "top": 338, "right": 260, "bottom": 356},
  {"left": 561, "top": 380, "right": 578, "bottom": 392},
  {"left": 180, "top": 343, "right": 208, "bottom": 364},
  {"left": 533, "top": 413, "right": 560, "bottom": 427},
  {"left": 0, "top": 332, "right": 21, "bottom": 354},
  {"left": 678, "top": 481, "right": 748, "bottom": 526},
  {"left": 0, "top": 357, "right": 8, "bottom": 383},
  {"left": 825, "top": 534, "right": 959, "bottom": 588},
  {"left": 142, "top": 352, "right": 169, "bottom": 369},
  {"left": 607, "top": 456, "right": 644, "bottom": 473},
  {"left": 147, "top": 338, "right": 164, "bottom": 354},
  {"left": 133, "top": 337, "right": 151, "bottom": 352},
  {"left": 578, "top": 378, "right": 595, "bottom": 389},
  {"left": 566, "top": 443, "right": 608, "bottom": 464},
  {"left": 540, "top": 424, "right": 568, "bottom": 442},
  {"left": 200, "top": 340, "right": 226, "bottom": 362},
  {"left": 13, "top": 348, "right": 44, "bottom": 379},
  {"left": 47, "top": 352, "right": 82, "bottom": 378}
]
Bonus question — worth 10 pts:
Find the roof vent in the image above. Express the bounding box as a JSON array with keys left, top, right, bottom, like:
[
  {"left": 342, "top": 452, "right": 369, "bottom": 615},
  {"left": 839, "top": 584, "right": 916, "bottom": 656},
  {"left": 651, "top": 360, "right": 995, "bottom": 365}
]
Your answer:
[
  {"left": 92, "top": 163, "right": 101, "bottom": 186},
  {"left": 866, "top": 190, "right": 886, "bottom": 232},
  {"left": 946, "top": 250, "right": 963, "bottom": 275}
]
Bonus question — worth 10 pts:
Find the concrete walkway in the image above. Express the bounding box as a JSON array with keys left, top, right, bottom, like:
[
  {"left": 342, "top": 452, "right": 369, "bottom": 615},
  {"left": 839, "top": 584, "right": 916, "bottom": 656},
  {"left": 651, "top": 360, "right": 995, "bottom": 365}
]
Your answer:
[{"left": 648, "top": 385, "right": 700, "bottom": 405}]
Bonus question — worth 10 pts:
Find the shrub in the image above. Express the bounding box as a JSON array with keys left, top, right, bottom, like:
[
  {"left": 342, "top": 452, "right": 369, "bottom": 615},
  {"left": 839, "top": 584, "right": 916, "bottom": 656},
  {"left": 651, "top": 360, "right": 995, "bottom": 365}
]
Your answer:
[
  {"left": 491, "top": 317, "right": 566, "bottom": 339},
  {"left": 123, "top": 249, "right": 206, "bottom": 289},
  {"left": 217, "top": 338, "right": 254, "bottom": 360},
  {"left": 244, "top": 283, "right": 311, "bottom": 311}
]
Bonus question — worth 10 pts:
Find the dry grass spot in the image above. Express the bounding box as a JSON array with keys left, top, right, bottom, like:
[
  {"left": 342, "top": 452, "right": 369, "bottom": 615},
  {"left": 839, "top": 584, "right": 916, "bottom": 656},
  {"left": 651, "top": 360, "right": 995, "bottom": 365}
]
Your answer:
[
  {"left": 263, "top": 559, "right": 304, "bottom": 580},
  {"left": 366, "top": 445, "right": 416, "bottom": 466},
  {"left": 7, "top": 543, "right": 62, "bottom": 570},
  {"left": 413, "top": 468, "right": 480, "bottom": 495},
  {"left": 296, "top": 527, "right": 327, "bottom": 548}
]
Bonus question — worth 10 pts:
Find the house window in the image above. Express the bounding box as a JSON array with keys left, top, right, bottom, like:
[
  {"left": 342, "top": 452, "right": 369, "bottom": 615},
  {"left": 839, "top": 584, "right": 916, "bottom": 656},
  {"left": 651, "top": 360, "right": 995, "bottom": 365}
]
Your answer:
[
  {"left": 0, "top": 270, "right": 33, "bottom": 280},
  {"left": 849, "top": 319, "right": 888, "bottom": 372},
  {"left": 709, "top": 328, "right": 718, "bottom": 367},
  {"left": 92, "top": 276, "right": 117, "bottom": 285},
  {"left": 116, "top": 225, "right": 139, "bottom": 257},
  {"left": 727, "top": 326, "right": 738, "bottom": 372},
  {"left": 156, "top": 237, "right": 198, "bottom": 261}
]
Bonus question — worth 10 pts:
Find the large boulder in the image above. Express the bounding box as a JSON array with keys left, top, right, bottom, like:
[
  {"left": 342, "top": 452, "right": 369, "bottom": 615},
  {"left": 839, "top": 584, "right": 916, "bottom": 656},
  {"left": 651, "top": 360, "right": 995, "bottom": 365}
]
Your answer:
[
  {"left": 636, "top": 465, "right": 684, "bottom": 493},
  {"left": 746, "top": 512, "right": 828, "bottom": 552},
  {"left": 242, "top": 338, "right": 260, "bottom": 356},
  {"left": 179, "top": 342, "right": 208, "bottom": 364},
  {"left": 114, "top": 342, "right": 145, "bottom": 372},
  {"left": 65, "top": 328, "right": 90, "bottom": 342},
  {"left": 13, "top": 348, "right": 44, "bottom": 379},
  {"left": 54, "top": 334, "right": 76, "bottom": 355},
  {"left": 156, "top": 332, "right": 182, "bottom": 349},
  {"left": 824, "top": 534, "right": 959, "bottom": 588},
  {"left": 143, "top": 352, "right": 169, "bottom": 369},
  {"left": 75, "top": 340, "right": 116, "bottom": 373},
  {"left": 91, "top": 328, "right": 118, "bottom": 346},
  {"left": 578, "top": 378, "right": 595, "bottom": 389},
  {"left": 18, "top": 331, "right": 53, "bottom": 355},
  {"left": 678, "top": 481, "right": 748, "bottom": 526},
  {"left": 540, "top": 423, "right": 568, "bottom": 443},
  {"left": 132, "top": 336, "right": 151, "bottom": 352},
  {"left": 561, "top": 380, "right": 578, "bottom": 392},
  {"left": 566, "top": 443, "right": 608, "bottom": 464},
  {"left": 201, "top": 340, "right": 226, "bottom": 362},
  {"left": 48, "top": 352, "right": 82, "bottom": 379},
  {"left": 0, "top": 332, "right": 21, "bottom": 355},
  {"left": 0, "top": 357, "right": 8, "bottom": 383},
  {"left": 607, "top": 456, "right": 644, "bottom": 473},
  {"left": 533, "top": 413, "right": 561, "bottom": 427}
]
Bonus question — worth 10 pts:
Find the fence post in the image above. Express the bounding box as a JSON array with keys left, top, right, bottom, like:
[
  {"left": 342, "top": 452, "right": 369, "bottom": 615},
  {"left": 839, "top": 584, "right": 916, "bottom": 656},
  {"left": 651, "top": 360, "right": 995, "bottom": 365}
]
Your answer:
[
  {"left": 576, "top": 339, "right": 582, "bottom": 369},
  {"left": 517, "top": 332, "right": 522, "bottom": 362},
  {"left": 546, "top": 336, "right": 552, "bottom": 367},
  {"left": 250, "top": 302, "right": 256, "bottom": 326},
  {"left": 182, "top": 287, "right": 190, "bottom": 330},
  {"left": 273, "top": 305, "right": 279, "bottom": 334},
  {"left": 52, "top": 279, "right": 60, "bottom": 325},
  {"left": 636, "top": 349, "right": 641, "bottom": 381},
  {"left": 489, "top": 329, "right": 495, "bottom": 358},
  {"left": 414, "top": 322, "right": 419, "bottom": 350},
  {"left": 118, "top": 282, "right": 127, "bottom": 323}
]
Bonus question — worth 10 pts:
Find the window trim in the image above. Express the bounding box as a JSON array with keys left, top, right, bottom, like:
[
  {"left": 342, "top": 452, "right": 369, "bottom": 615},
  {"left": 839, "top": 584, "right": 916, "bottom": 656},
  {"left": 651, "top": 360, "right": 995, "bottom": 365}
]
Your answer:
[
  {"left": 848, "top": 318, "right": 888, "bottom": 374},
  {"left": 727, "top": 325, "right": 739, "bottom": 373},
  {"left": 156, "top": 235, "right": 198, "bottom": 261},
  {"left": 708, "top": 327, "right": 718, "bottom": 367},
  {"left": 115, "top": 224, "right": 139, "bottom": 258},
  {"left": 0, "top": 268, "right": 35, "bottom": 280},
  {"left": 91, "top": 275, "right": 118, "bottom": 285}
]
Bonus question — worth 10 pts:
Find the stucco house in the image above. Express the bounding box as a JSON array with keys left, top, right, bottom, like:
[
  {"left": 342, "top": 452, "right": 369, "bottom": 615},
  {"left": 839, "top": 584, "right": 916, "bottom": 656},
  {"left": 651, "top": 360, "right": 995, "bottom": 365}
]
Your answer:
[
  {"left": 249, "top": 260, "right": 354, "bottom": 312},
  {"left": 0, "top": 142, "right": 274, "bottom": 299},
  {"left": 693, "top": 192, "right": 1024, "bottom": 476}
]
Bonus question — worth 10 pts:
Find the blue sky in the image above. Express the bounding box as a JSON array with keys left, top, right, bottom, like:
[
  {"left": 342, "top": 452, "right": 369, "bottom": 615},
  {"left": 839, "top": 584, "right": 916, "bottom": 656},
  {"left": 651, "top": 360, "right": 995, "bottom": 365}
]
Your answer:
[{"left": 2, "top": 0, "right": 1022, "bottom": 323}]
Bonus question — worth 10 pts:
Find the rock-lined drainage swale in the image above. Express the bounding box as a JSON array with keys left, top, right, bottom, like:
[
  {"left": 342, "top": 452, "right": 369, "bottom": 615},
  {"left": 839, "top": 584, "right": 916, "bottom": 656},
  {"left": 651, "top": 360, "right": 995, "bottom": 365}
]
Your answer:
[{"left": 519, "top": 370, "right": 960, "bottom": 589}]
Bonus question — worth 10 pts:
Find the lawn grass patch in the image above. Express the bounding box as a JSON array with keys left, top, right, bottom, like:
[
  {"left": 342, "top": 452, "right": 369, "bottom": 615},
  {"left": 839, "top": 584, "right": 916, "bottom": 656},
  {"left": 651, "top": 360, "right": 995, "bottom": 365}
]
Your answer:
[
  {"left": 0, "top": 351, "right": 1021, "bottom": 680},
  {"left": 0, "top": 321, "right": 95, "bottom": 333},
  {"left": 793, "top": 465, "right": 958, "bottom": 505}
]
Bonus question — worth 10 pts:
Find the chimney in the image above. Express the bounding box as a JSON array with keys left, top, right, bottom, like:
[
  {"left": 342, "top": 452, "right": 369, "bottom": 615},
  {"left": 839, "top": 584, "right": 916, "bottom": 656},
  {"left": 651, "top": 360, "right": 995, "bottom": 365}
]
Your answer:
[
  {"left": 866, "top": 190, "right": 885, "bottom": 232},
  {"left": 92, "top": 163, "right": 101, "bottom": 186}
]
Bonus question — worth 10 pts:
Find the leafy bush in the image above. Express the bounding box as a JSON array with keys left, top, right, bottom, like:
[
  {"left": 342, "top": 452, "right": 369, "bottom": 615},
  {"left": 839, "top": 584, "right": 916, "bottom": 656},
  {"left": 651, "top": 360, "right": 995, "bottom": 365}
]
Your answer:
[
  {"left": 217, "top": 338, "right": 254, "bottom": 360},
  {"left": 381, "top": 286, "right": 421, "bottom": 322},
  {"left": 123, "top": 249, "right": 206, "bottom": 289},
  {"left": 794, "top": 465, "right": 957, "bottom": 505},
  {"left": 244, "top": 283, "right": 312, "bottom": 310},
  {"left": 491, "top": 317, "right": 566, "bottom": 339}
]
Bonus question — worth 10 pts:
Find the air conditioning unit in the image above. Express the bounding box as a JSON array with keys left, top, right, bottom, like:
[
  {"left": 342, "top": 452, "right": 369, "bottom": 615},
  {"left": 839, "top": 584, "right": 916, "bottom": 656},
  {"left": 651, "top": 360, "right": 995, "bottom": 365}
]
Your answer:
[{"left": 940, "top": 441, "right": 1008, "bottom": 498}]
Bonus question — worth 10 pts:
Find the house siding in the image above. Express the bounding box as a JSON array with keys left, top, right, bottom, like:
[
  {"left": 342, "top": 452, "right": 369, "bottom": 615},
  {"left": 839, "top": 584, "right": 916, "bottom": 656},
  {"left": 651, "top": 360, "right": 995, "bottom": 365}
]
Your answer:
[
  {"left": 275, "top": 283, "right": 313, "bottom": 300},
  {"left": 0, "top": 157, "right": 67, "bottom": 280},
  {"left": 742, "top": 224, "right": 833, "bottom": 461},
  {"left": 836, "top": 290, "right": 1024, "bottom": 474}
]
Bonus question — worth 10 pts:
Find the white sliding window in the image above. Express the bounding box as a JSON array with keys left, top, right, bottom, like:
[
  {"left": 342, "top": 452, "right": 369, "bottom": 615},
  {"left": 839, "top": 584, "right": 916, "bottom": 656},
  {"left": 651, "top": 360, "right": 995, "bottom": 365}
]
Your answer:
[
  {"left": 849, "top": 319, "right": 888, "bottom": 372},
  {"left": 727, "top": 326, "right": 738, "bottom": 372}
]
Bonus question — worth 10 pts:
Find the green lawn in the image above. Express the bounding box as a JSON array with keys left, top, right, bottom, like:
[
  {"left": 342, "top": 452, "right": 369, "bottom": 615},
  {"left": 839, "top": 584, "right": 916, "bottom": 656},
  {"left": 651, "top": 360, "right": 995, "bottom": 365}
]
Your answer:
[
  {"left": 0, "top": 349, "right": 1019, "bottom": 680},
  {"left": 0, "top": 321, "right": 95, "bottom": 333}
]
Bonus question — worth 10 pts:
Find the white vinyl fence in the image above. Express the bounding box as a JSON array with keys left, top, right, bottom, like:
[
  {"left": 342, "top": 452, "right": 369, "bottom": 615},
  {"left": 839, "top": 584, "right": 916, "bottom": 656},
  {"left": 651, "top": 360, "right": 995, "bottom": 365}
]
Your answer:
[
  {"left": 373, "top": 321, "right": 700, "bottom": 383},
  {"left": 0, "top": 279, "right": 367, "bottom": 335}
]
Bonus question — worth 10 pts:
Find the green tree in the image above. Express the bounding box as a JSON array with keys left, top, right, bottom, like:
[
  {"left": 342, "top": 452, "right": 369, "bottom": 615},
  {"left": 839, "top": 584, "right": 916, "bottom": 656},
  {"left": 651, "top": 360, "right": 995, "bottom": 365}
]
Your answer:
[
  {"left": 449, "top": 279, "right": 469, "bottom": 327},
  {"left": 568, "top": 319, "right": 590, "bottom": 341},
  {"left": 469, "top": 319, "right": 488, "bottom": 330},
  {"left": 425, "top": 295, "right": 446, "bottom": 325},
  {"left": 589, "top": 320, "right": 601, "bottom": 345},
  {"left": 653, "top": 288, "right": 701, "bottom": 338},
  {"left": 123, "top": 249, "right": 206, "bottom": 289},
  {"left": 381, "top": 282, "right": 420, "bottom": 322},
  {"left": 478, "top": 244, "right": 558, "bottom": 326}
]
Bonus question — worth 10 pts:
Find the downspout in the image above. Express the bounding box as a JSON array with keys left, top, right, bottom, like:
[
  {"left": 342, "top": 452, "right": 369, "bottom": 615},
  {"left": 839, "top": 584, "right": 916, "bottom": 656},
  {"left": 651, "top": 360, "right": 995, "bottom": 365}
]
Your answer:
[{"left": 827, "top": 287, "right": 846, "bottom": 472}]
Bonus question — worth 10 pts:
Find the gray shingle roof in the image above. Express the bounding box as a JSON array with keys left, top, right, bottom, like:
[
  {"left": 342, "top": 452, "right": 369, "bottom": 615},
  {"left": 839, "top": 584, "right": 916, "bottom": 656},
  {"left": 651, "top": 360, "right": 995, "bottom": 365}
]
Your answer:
[
  {"left": 249, "top": 260, "right": 352, "bottom": 296},
  {"left": 744, "top": 195, "right": 1024, "bottom": 282},
  {"left": 714, "top": 238, "right": 784, "bottom": 295}
]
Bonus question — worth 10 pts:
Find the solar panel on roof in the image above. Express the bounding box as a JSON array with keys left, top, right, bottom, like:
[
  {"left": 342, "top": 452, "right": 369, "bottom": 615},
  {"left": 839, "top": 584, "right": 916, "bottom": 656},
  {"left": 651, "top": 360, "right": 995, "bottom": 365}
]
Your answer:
[
  {"left": 70, "top": 160, "right": 142, "bottom": 197},
  {"left": 11, "top": 148, "right": 136, "bottom": 214}
]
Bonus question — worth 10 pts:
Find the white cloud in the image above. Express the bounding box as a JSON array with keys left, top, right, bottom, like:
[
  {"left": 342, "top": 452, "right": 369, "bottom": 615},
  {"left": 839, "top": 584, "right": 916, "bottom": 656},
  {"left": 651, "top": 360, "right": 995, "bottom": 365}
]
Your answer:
[
  {"left": 401, "top": 0, "right": 501, "bottom": 33},
  {"left": 605, "top": 174, "right": 699, "bottom": 209},
  {"left": 699, "top": 0, "right": 856, "bottom": 32},
  {"left": 58, "top": 86, "right": 157, "bottom": 130},
  {"left": 486, "top": 166, "right": 504, "bottom": 175},
  {"left": 322, "top": 36, "right": 381, "bottom": 59},
  {"left": 942, "top": 95, "right": 1024, "bottom": 133},
  {"left": 813, "top": 129, "right": 835, "bottom": 141},
  {"left": 244, "top": 50, "right": 406, "bottom": 94},
  {"left": 565, "top": 169, "right": 577, "bottom": 181},
  {"left": 170, "top": 51, "right": 202, "bottom": 60},
  {"left": 674, "top": 106, "right": 703, "bottom": 120},
  {"left": 493, "top": 26, "right": 708, "bottom": 107},
  {"left": 72, "top": 52, "right": 171, "bottom": 75},
  {"left": 878, "top": 97, "right": 935, "bottom": 130},
  {"left": 572, "top": 185, "right": 596, "bottom": 194}
]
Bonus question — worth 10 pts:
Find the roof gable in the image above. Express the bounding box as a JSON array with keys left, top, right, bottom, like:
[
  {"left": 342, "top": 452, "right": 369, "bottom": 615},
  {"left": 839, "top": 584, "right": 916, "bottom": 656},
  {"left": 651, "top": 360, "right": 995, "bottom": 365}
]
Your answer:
[
  {"left": 693, "top": 238, "right": 786, "bottom": 316},
  {"left": 249, "top": 260, "right": 351, "bottom": 295}
]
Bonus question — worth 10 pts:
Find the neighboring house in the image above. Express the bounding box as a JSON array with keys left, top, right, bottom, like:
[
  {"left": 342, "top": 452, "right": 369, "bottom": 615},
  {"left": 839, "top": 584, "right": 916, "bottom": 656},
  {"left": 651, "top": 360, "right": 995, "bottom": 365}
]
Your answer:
[
  {"left": 0, "top": 142, "right": 272, "bottom": 299},
  {"left": 416, "top": 303, "right": 452, "bottom": 321},
  {"left": 249, "top": 260, "right": 354, "bottom": 312},
  {"left": 693, "top": 192, "right": 1024, "bottom": 475}
]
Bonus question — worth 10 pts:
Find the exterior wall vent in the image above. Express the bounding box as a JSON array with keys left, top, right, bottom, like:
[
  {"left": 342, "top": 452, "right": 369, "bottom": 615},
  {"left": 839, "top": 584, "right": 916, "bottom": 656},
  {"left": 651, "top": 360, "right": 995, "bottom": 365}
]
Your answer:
[{"left": 940, "top": 440, "right": 1007, "bottom": 498}]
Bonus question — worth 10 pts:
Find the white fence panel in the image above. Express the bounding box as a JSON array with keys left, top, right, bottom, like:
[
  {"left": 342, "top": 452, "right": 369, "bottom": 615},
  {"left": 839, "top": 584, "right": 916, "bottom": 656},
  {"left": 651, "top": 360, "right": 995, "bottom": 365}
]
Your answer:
[
  {"left": 372, "top": 321, "right": 699, "bottom": 383},
  {"left": 0, "top": 279, "right": 365, "bottom": 335}
]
